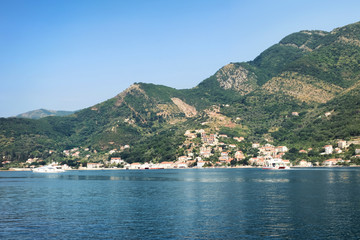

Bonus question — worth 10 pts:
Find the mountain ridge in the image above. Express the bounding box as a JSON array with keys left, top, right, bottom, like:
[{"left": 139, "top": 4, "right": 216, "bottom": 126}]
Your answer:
[
  {"left": 16, "top": 109, "right": 75, "bottom": 119},
  {"left": 2, "top": 21, "right": 360, "bottom": 165}
]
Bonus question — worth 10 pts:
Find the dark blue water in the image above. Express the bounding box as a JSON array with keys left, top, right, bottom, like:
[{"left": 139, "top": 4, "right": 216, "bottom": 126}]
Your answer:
[{"left": 1, "top": 168, "right": 360, "bottom": 239}]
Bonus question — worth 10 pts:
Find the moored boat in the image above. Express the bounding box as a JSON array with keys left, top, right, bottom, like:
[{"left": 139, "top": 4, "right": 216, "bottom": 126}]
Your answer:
[
  {"left": 32, "top": 165, "right": 65, "bottom": 173},
  {"left": 262, "top": 158, "right": 290, "bottom": 170}
]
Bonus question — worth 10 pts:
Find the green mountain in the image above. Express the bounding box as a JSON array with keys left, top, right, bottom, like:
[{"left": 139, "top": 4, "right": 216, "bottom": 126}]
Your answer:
[
  {"left": 2, "top": 21, "right": 360, "bottom": 165},
  {"left": 16, "top": 109, "right": 75, "bottom": 119}
]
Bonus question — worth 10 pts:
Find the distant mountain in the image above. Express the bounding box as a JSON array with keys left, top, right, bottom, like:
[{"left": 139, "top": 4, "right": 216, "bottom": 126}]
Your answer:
[
  {"left": 1, "top": 21, "right": 360, "bottom": 164},
  {"left": 16, "top": 109, "right": 75, "bottom": 119}
]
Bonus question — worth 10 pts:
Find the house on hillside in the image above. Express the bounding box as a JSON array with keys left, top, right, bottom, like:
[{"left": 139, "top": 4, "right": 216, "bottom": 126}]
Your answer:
[
  {"left": 252, "top": 143, "right": 260, "bottom": 148},
  {"left": 334, "top": 148, "right": 342, "bottom": 154},
  {"left": 200, "top": 146, "right": 212, "bottom": 158},
  {"left": 249, "top": 156, "right": 265, "bottom": 166},
  {"left": 235, "top": 151, "right": 245, "bottom": 160},
  {"left": 219, "top": 152, "right": 229, "bottom": 162},
  {"left": 276, "top": 146, "right": 289, "bottom": 153},
  {"left": 259, "top": 146, "right": 275, "bottom": 156},
  {"left": 26, "top": 158, "right": 37, "bottom": 164},
  {"left": 323, "top": 158, "right": 342, "bottom": 166},
  {"left": 109, "top": 149, "right": 118, "bottom": 154},
  {"left": 202, "top": 134, "right": 217, "bottom": 145},
  {"left": 184, "top": 130, "right": 197, "bottom": 139},
  {"left": 128, "top": 162, "right": 141, "bottom": 169},
  {"left": 110, "top": 157, "right": 124, "bottom": 165},
  {"left": 337, "top": 140, "right": 347, "bottom": 149},
  {"left": 159, "top": 161, "right": 174, "bottom": 169},
  {"left": 324, "top": 145, "right": 333, "bottom": 155},
  {"left": 325, "top": 112, "right": 332, "bottom": 117}
]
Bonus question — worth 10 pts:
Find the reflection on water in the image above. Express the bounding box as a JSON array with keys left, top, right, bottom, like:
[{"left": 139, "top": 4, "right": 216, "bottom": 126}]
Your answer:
[
  {"left": 0, "top": 168, "right": 360, "bottom": 239},
  {"left": 252, "top": 178, "right": 290, "bottom": 183}
]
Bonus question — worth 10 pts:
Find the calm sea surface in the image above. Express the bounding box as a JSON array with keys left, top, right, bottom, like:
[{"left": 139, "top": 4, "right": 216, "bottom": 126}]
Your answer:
[{"left": 1, "top": 168, "right": 360, "bottom": 239}]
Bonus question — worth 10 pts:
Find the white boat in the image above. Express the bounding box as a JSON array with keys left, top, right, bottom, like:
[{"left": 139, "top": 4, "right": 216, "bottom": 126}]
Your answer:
[
  {"left": 32, "top": 165, "right": 65, "bottom": 173},
  {"left": 262, "top": 158, "right": 290, "bottom": 170}
]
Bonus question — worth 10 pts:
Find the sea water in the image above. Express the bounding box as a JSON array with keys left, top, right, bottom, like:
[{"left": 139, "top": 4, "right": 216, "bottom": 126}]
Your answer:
[{"left": 1, "top": 168, "right": 360, "bottom": 239}]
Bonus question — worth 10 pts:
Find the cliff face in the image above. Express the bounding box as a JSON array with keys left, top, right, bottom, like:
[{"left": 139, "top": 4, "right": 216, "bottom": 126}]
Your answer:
[
  {"left": 171, "top": 98, "right": 197, "bottom": 117},
  {"left": 215, "top": 63, "right": 258, "bottom": 95}
]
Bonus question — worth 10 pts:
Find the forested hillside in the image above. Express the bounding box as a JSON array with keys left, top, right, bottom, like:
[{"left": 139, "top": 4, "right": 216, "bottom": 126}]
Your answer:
[
  {"left": 1, "top": 21, "right": 360, "bottom": 165},
  {"left": 16, "top": 109, "right": 75, "bottom": 119}
]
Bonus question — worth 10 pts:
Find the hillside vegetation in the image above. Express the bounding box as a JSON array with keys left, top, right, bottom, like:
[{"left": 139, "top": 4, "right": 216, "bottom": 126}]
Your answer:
[
  {"left": 16, "top": 109, "right": 75, "bottom": 119},
  {"left": 2, "top": 21, "right": 360, "bottom": 165}
]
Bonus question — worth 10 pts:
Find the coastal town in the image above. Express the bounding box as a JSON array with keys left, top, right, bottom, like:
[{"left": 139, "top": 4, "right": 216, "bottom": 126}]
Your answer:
[{"left": 3, "top": 128, "right": 360, "bottom": 171}]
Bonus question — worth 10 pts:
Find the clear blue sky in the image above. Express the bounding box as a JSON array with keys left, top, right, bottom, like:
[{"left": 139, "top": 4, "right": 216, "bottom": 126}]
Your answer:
[{"left": 1, "top": 0, "right": 359, "bottom": 117}]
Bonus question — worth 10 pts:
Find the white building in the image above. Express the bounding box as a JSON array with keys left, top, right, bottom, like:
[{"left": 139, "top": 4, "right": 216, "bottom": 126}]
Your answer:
[
  {"left": 323, "top": 159, "right": 339, "bottom": 166},
  {"left": 110, "top": 157, "right": 124, "bottom": 165},
  {"left": 252, "top": 143, "right": 260, "bottom": 148},
  {"left": 235, "top": 151, "right": 245, "bottom": 160},
  {"left": 277, "top": 146, "right": 289, "bottom": 153},
  {"left": 159, "top": 162, "right": 174, "bottom": 169},
  {"left": 324, "top": 145, "right": 333, "bottom": 155}
]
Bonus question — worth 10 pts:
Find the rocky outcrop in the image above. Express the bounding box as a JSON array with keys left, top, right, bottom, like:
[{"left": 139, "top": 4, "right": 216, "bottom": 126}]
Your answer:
[
  {"left": 114, "top": 84, "right": 148, "bottom": 107},
  {"left": 171, "top": 98, "right": 197, "bottom": 117},
  {"left": 215, "top": 63, "right": 258, "bottom": 95}
]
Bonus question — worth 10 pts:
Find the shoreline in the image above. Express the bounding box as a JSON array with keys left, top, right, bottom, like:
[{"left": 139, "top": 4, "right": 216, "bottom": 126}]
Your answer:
[{"left": 2, "top": 165, "right": 360, "bottom": 171}]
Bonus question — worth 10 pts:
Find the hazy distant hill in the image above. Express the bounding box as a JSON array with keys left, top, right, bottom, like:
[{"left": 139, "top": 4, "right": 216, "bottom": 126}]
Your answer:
[
  {"left": 2, "top": 21, "right": 360, "bottom": 163},
  {"left": 16, "top": 109, "right": 75, "bottom": 119}
]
